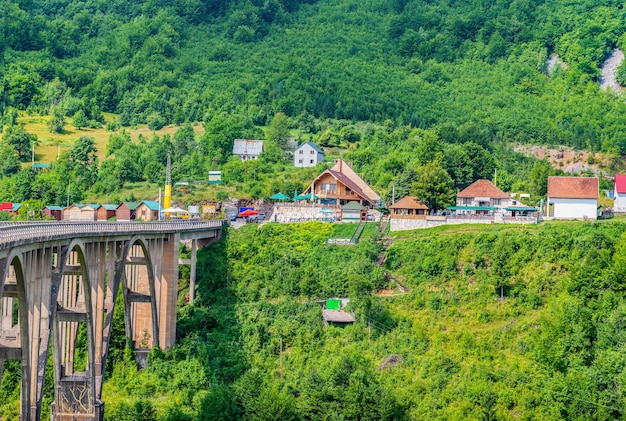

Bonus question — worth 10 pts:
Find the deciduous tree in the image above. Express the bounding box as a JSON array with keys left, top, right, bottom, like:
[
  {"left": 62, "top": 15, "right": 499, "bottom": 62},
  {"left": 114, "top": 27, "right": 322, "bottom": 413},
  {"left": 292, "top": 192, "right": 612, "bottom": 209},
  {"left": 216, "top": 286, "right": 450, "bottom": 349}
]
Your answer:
[{"left": 411, "top": 157, "right": 456, "bottom": 211}]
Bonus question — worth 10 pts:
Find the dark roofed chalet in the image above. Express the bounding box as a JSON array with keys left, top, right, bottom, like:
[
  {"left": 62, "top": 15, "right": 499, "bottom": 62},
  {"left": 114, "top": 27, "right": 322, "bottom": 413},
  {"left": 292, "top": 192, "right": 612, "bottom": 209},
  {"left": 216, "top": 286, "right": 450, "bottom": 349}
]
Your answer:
[{"left": 304, "top": 159, "right": 381, "bottom": 207}]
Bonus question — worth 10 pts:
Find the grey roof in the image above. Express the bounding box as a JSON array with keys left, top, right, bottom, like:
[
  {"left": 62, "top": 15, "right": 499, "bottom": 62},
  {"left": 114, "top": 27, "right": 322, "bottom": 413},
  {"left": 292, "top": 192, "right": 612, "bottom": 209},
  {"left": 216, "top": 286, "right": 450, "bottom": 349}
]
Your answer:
[
  {"left": 233, "top": 139, "right": 264, "bottom": 156},
  {"left": 297, "top": 142, "right": 324, "bottom": 153},
  {"left": 322, "top": 309, "right": 356, "bottom": 323},
  {"left": 44, "top": 206, "right": 63, "bottom": 211},
  {"left": 101, "top": 204, "right": 119, "bottom": 211}
]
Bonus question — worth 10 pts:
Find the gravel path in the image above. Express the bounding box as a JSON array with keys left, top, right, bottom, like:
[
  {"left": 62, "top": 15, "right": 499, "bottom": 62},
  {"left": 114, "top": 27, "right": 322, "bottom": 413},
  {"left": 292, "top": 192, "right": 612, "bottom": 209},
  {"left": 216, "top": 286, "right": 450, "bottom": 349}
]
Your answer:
[{"left": 600, "top": 48, "right": 624, "bottom": 92}]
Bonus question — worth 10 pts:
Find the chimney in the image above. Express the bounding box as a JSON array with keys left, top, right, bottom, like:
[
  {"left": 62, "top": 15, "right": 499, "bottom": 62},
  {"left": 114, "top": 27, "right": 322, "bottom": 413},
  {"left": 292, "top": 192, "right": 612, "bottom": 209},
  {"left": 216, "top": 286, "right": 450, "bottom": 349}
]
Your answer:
[{"left": 339, "top": 159, "right": 342, "bottom": 172}]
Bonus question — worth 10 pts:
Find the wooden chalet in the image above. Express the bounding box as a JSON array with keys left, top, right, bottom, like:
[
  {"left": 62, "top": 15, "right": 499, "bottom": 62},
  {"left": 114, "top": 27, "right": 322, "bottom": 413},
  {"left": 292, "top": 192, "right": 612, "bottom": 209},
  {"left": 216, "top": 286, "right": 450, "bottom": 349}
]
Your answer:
[
  {"left": 304, "top": 159, "right": 381, "bottom": 207},
  {"left": 390, "top": 196, "right": 428, "bottom": 220}
]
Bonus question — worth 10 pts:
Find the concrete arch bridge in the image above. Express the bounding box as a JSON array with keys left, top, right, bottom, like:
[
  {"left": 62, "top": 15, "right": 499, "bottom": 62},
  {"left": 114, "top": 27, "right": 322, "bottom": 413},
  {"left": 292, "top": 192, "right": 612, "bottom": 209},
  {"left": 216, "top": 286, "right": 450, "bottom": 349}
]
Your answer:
[{"left": 0, "top": 220, "right": 223, "bottom": 421}]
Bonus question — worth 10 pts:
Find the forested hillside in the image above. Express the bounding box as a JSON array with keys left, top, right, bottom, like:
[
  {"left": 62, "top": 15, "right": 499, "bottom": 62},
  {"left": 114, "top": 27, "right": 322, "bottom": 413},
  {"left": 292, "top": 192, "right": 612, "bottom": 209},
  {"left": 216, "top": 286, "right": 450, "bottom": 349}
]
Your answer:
[
  {"left": 2, "top": 0, "right": 626, "bottom": 206},
  {"left": 3, "top": 221, "right": 626, "bottom": 420}
]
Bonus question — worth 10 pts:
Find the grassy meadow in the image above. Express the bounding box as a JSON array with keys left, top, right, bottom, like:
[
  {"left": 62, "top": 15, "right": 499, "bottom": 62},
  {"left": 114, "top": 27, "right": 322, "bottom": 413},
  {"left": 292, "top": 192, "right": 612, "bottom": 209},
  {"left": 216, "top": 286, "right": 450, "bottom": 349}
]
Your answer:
[{"left": 3, "top": 113, "right": 202, "bottom": 166}]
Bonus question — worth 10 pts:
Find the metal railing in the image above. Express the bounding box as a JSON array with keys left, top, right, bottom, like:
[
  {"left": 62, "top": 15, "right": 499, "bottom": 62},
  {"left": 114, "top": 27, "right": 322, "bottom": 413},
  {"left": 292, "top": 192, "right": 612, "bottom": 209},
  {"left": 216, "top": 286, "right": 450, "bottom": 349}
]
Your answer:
[{"left": 0, "top": 221, "right": 225, "bottom": 249}]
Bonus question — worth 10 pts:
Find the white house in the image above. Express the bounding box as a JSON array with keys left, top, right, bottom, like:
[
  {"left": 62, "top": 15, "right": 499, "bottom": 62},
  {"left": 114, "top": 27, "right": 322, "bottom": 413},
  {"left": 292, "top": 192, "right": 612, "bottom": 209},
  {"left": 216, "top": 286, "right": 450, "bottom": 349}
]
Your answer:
[
  {"left": 233, "top": 139, "right": 263, "bottom": 161},
  {"left": 547, "top": 176, "right": 598, "bottom": 220},
  {"left": 451, "top": 179, "right": 518, "bottom": 215},
  {"left": 614, "top": 174, "right": 626, "bottom": 213},
  {"left": 294, "top": 142, "right": 324, "bottom": 167}
]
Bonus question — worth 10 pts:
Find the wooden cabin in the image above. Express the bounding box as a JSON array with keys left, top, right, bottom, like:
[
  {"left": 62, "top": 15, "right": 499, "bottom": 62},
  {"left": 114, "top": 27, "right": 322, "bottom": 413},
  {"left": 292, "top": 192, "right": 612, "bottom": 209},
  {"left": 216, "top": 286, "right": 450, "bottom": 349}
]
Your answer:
[
  {"left": 390, "top": 196, "right": 428, "bottom": 220},
  {"left": 135, "top": 200, "right": 161, "bottom": 221},
  {"left": 43, "top": 206, "right": 63, "bottom": 221},
  {"left": 97, "top": 204, "right": 118, "bottom": 221}
]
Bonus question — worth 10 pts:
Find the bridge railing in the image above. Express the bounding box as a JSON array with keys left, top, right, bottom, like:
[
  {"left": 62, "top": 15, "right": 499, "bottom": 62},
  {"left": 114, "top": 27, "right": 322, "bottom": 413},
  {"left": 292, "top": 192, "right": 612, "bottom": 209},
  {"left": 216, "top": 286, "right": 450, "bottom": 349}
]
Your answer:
[{"left": 0, "top": 221, "right": 225, "bottom": 249}]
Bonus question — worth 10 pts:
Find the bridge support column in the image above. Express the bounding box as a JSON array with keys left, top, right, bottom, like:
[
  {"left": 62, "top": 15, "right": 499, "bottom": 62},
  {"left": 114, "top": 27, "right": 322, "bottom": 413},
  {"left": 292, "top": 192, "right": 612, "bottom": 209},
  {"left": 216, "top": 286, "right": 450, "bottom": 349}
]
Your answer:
[
  {"left": 159, "top": 236, "right": 179, "bottom": 349},
  {"left": 189, "top": 239, "right": 197, "bottom": 303}
]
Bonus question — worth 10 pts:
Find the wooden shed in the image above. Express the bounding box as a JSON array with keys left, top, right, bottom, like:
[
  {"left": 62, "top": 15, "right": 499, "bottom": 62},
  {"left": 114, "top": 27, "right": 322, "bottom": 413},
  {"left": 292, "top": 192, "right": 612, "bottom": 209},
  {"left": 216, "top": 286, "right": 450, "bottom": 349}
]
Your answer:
[
  {"left": 43, "top": 206, "right": 63, "bottom": 221},
  {"left": 64, "top": 204, "right": 84, "bottom": 221},
  {"left": 341, "top": 201, "right": 367, "bottom": 222},
  {"left": 135, "top": 200, "right": 161, "bottom": 221},
  {"left": 97, "top": 204, "right": 118, "bottom": 221},
  {"left": 116, "top": 203, "right": 133, "bottom": 221},
  {"left": 81, "top": 204, "right": 99, "bottom": 221}
]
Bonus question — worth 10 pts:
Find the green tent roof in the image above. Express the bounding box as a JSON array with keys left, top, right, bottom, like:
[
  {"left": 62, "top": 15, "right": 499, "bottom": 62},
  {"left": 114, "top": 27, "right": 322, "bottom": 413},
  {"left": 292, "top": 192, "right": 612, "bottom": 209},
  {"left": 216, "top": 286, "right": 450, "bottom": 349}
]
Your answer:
[
  {"left": 504, "top": 207, "right": 537, "bottom": 211},
  {"left": 342, "top": 201, "right": 367, "bottom": 210},
  {"left": 269, "top": 192, "right": 290, "bottom": 201}
]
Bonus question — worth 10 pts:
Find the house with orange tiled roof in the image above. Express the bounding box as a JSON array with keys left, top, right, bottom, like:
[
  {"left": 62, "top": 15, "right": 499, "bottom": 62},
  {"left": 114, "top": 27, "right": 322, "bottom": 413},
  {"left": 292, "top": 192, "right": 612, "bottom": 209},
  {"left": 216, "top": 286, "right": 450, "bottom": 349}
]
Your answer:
[
  {"left": 303, "top": 159, "right": 381, "bottom": 207},
  {"left": 547, "top": 176, "right": 598, "bottom": 219},
  {"left": 390, "top": 196, "right": 428, "bottom": 220},
  {"left": 449, "top": 180, "right": 520, "bottom": 216}
]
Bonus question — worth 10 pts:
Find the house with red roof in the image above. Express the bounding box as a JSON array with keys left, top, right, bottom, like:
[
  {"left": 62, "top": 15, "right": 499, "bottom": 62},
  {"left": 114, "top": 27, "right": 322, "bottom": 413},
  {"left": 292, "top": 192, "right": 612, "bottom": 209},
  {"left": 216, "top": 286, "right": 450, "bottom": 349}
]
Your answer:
[
  {"left": 547, "top": 176, "right": 598, "bottom": 220},
  {"left": 449, "top": 180, "right": 520, "bottom": 216},
  {"left": 303, "top": 159, "right": 381, "bottom": 207},
  {"left": 614, "top": 174, "right": 626, "bottom": 213}
]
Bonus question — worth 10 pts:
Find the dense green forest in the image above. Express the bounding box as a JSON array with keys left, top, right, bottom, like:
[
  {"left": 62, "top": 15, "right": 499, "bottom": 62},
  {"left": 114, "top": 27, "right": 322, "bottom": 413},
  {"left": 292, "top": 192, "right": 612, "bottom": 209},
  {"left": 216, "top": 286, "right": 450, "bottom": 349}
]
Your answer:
[
  {"left": 2, "top": 0, "right": 626, "bottom": 206},
  {"left": 4, "top": 220, "right": 626, "bottom": 419},
  {"left": 5, "top": 2, "right": 626, "bottom": 416}
]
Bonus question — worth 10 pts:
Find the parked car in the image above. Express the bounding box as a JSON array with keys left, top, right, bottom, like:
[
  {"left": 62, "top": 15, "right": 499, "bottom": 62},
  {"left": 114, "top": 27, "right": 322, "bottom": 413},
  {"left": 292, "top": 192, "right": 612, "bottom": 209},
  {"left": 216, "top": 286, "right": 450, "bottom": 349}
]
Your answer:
[{"left": 246, "top": 213, "right": 266, "bottom": 223}]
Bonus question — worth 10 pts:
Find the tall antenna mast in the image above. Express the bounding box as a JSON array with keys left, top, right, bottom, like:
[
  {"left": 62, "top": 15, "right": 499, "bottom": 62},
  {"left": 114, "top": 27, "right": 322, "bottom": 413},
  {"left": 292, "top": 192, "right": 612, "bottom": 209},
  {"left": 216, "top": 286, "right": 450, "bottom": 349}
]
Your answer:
[
  {"left": 164, "top": 151, "right": 172, "bottom": 218},
  {"left": 166, "top": 151, "right": 171, "bottom": 186}
]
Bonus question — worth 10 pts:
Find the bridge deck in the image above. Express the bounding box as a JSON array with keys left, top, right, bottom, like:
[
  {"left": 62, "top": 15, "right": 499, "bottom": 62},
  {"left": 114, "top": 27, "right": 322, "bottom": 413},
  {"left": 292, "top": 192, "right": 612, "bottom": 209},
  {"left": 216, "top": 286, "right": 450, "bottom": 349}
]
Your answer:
[{"left": 0, "top": 221, "right": 224, "bottom": 250}]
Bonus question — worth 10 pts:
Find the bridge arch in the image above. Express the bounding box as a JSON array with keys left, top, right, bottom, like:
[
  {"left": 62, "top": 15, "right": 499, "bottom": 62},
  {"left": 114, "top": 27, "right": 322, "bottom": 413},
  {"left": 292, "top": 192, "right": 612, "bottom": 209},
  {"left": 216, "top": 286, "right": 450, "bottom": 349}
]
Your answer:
[
  {"left": 0, "top": 253, "right": 32, "bottom": 419},
  {"left": 0, "top": 220, "right": 223, "bottom": 420},
  {"left": 122, "top": 235, "right": 160, "bottom": 351},
  {"left": 51, "top": 241, "right": 99, "bottom": 420}
]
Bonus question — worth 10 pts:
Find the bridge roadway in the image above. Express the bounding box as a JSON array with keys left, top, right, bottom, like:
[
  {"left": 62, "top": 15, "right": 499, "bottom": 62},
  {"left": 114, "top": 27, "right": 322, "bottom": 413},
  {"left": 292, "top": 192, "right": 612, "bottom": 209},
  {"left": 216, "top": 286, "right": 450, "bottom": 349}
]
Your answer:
[{"left": 0, "top": 220, "right": 224, "bottom": 421}]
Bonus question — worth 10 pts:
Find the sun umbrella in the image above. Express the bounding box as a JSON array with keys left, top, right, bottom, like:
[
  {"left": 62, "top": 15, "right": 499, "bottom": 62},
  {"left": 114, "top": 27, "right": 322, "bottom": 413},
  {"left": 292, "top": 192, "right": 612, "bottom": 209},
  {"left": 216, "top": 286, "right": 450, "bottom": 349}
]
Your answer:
[
  {"left": 269, "top": 192, "right": 290, "bottom": 201},
  {"left": 237, "top": 209, "right": 260, "bottom": 217},
  {"left": 297, "top": 193, "right": 320, "bottom": 200}
]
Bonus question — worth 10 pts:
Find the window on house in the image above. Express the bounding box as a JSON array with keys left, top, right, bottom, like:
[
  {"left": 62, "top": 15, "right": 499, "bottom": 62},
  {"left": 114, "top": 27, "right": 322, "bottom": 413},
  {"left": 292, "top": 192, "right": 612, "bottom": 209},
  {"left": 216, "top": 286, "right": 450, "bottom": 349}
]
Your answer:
[
  {"left": 299, "top": 150, "right": 303, "bottom": 154},
  {"left": 298, "top": 159, "right": 303, "bottom": 164},
  {"left": 310, "top": 150, "right": 315, "bottom": 154},
  {"left": 321, "top": 183, "right": 337, "bottom": 193},
  {"left": 492, "top": 199, "right": 501, "bottom": 205},
  {"left": 462, "top": 198, "right": 472, "bottom": 205},
  {"left": 310, "top": 160, "right": 314, "bottom": 164}
]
